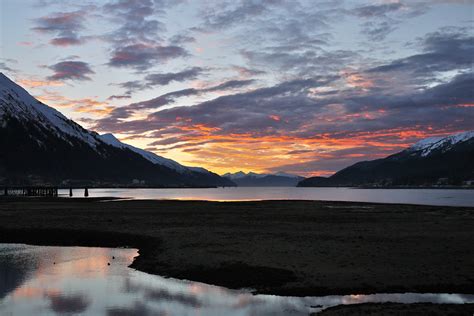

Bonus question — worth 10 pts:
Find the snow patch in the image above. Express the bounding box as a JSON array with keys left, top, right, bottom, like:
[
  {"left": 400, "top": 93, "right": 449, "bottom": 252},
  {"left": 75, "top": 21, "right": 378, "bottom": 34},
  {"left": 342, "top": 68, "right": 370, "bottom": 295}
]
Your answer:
[
  {"left": 0, "top": 72, "right": 99, "bottom": 147},
  {"left": 99, "top": 133, "right": 210, "bottom": 174},
  {"left": 0, "top": 73, "right": 213, "bottom": 176},
  {"left": 408, "top": 131, "right": 474, "bottom": 156},
  {"left": 224, "top": 171, "right": 302, "bottom": 179}
]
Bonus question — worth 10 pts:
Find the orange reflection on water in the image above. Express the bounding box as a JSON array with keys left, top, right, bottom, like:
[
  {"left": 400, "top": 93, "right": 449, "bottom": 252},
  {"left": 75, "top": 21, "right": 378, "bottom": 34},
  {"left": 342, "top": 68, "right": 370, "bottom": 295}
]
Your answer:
[
  {"left": 5, "top": 245, "right": 139, "bottom": 316},
  {"left": 11, "top": 247, "right": 138, "bottom": 301},
  {"left": 12, "top": 286, "right": 60, "bottom": 300},
  {"left": 342, "top": 294, "right": 366, "bottom": 304},
  {"left": 189, "top": 283, "right": 206, "bottom": 295}
]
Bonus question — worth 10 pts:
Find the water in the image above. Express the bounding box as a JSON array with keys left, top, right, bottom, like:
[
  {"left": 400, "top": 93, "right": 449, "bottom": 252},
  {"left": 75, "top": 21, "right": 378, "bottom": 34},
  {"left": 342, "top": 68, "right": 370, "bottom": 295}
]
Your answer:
[
  {"left": 0, "top": 244, "right": 472, "bottom": 315},
  {"left": 60, "top": 187, "right": 474, "bottom": 207}
]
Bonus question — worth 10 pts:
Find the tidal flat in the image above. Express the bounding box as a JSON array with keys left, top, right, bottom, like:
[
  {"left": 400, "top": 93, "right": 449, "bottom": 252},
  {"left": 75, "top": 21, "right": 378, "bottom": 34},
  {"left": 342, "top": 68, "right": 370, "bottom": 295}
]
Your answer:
[{"left": 0, "top": 197, "right": 473, "bottom": 314}]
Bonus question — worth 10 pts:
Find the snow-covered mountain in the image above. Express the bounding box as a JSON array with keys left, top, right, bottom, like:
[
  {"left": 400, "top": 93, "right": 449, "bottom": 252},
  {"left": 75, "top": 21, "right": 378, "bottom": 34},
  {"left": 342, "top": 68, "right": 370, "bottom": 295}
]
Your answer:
[
  {"left": 407, "top": 131, "right": 474, "bottom": 157},
  {"left": 223, "top": 171, "right": 264, "bottom": 180},
  {"left": 99, "top": 133, "right": 209, "bottom": 174},
  {"left": 273, "top": 171, "right": 303, "bottom": 179},
  {"left": 0, "top": 73, "right": 100, "bottom": 148},
  {"left": 0, "top": 73, "right": 233, "bottom": 187},
  {"left": 223, "top": 171, "right": 304, "bottom": 186},
  {"left": 223, "top": 171, "right": 302, "bottom": 179},
  {"left": 299, "top": 131, "right": 474, "bottom": 187}
]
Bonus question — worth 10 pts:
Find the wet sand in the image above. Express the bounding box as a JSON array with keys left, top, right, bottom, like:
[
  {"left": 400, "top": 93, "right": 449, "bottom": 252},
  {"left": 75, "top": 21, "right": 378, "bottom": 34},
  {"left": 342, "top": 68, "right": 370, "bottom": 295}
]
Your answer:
[{"left": 0, "top": 197, "right": 473, "bottom": 313}]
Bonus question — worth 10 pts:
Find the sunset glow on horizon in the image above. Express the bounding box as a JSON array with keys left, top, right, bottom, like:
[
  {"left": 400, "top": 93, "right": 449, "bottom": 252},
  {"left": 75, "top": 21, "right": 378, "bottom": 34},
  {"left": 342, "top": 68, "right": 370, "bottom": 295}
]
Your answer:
[{"left": 1, "top": 0, "right": 472, "bottom": 176}]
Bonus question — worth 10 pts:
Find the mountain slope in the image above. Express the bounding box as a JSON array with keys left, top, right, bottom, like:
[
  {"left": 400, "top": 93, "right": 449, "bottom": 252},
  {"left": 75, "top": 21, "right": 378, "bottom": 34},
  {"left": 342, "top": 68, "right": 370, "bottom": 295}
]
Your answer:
[
  {"left": 223, "top": 171, "right": 304, "bottom": 186},
  {"left": 99, "top": 133, "right": 207, "bottom": 174},
  {"left": 298, "top": 131, "right": 474, "bottom": 187},
  {"left": 0, "top": 73, "right": 233, "bottom": 187},
  {"left": 0, "top": 73, "right": 100, "bottom": 148}
]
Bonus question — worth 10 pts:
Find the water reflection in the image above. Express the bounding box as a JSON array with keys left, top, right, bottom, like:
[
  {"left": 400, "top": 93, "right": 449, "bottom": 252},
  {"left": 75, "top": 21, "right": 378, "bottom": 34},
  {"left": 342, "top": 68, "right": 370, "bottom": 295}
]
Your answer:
[
  {"left": 0, "top": 244, "right": 473, "bottom": 315},
  {"left": 59, "top": 187, "right": 474, "bottom": 207},
  {"left": 47, "top": 292, "right": 90, "bottom": 314}
]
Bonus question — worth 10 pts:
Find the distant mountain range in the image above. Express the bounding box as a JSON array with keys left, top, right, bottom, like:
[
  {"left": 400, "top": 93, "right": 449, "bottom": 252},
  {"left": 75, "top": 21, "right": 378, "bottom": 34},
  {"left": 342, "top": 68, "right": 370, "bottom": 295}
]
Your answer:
[
  {"left": 223, "top": 171, "right": 304, "bottom": 186},
  {"left": 0, "top": 73, "right": 234, "bottom": 187},
  {"left": 298, "top": 131, "right": 474, "bottom": 187}
]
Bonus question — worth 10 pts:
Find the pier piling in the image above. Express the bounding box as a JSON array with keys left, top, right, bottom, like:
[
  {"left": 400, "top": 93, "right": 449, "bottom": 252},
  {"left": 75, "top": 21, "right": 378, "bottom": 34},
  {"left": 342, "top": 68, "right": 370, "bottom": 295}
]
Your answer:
[{"left": 1, "top": 186, "right": 58, "bottom": 197}]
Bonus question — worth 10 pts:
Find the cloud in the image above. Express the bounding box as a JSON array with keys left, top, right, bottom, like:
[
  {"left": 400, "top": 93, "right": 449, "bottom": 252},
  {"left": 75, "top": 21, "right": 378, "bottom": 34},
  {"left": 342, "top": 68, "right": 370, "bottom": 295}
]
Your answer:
[
  {"left": 367, "top": 28, "right": 473, "bottom": 80},
  {"left": 128, "top": 79, "right": 256, "bottom": 111},
  {"left": 203, "top": 0, "right": 284, "bottom": 29},
  {"left": 199, "top": 0, "right": 335, "bottom": 80},
  {"left": 17, "top": 78, "right": 64, "bottom": 88},
  {"left": 242, "top": 49, "right": 358, "bottom": 77},
  {"left": 353, "top": 3, "right": 403, "bottom": 18},
  {"left": 36, "top": 91, "right": 113, "bottom": 116},
  {"left": 93, "top": 66, "right": 472, "bottom": 175},
  {"left": 103, "top": 0, "right": 166, "bottom": 44},
  {"left": 0, "top": 58, "right": 18, "bottom": 74},
  {"left": 32, "top": 10, "right": 87, "bottom": 46},
  {"left": 107, "top": 94, "right": 132, "bottom": 100},
  {"left": 93, "top": 78, "right": 258, "bottom": 132},
  {"left": 107, "top": 43, "right": 188, "bottom": 70},
  {"left": 47, "top": 61, "right": 95, "bottom": 81},
  {"left": 17, "top": 1, "right": 473, "bottom": 175},
  {"left": 204, "top": 79, "right": 255, "bottom": 92},
  {"left": 169, "top": 33, "right": 196, "bottom": 44},
  {"left": 231, "top": 66, "right": 266, "bottom": 78},
  {"left": 127, "top": 88, "right": 197, "bottom": 110},
  {"left": 144, "top": 67, "right": 204, "bottom": 86},
  {"left": 418, "top": 72, "right": 473, "bottom": 107},
  {"left": 93, "top": 76, "right": 335, "bottom": 134},
  {"left": 102, "top": 0, "right": 187, "bottom": 70},
  {"left": 113, "top": 80, "right": 147, "bottom": 95},
  {"left": 268, "top": 145, "right": 399, "bottom": 177},
  {"left": 113, "top": 70, "right": 252, "bottom": 97},
  {"left": 351, "top": 2, "right": 427, "bottom": 41},
  {"left": 0, "top": 63, "right": 15, "bottom": 73},
  {"left": 360, "top": 20, "right": 397, "bottom": 41}
]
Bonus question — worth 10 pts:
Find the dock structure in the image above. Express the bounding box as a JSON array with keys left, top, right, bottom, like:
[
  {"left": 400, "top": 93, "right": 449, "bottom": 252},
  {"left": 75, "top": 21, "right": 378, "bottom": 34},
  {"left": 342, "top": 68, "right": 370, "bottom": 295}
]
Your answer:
[{"left": 2, "top": 186, "right": 58, "bottom": 197}]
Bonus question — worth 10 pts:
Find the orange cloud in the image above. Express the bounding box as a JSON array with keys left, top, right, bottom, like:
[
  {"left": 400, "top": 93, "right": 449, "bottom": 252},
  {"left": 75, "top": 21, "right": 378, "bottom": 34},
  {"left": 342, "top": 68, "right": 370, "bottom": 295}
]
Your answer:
[
  {"left": 18, "top": 78, "right": 64, "bottom": 88},
  {"left": 36, "top": 91, "right": 113, "bottom": 117},
  {"left": 179, "top": 124, "right": 221, "bottom": 133},
  {"left": 75, "top": 104, "right": 115, "bottom": 115},
  {"left": 132, "top": 125, "right": 462, "bottom": 176},
  {"left": 456, "top": 103, "right": 474, "bottom": 108},
  {"left": 341, "top": 69, "right": 375, "bottom": 90}
]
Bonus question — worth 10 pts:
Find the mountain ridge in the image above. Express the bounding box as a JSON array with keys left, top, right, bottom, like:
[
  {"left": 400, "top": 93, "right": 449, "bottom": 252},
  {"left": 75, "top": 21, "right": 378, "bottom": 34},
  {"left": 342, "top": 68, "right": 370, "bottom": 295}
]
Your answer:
[
  {"left": 223, "top": 171, "right": 304, "bottom": 187},
  {"left": 0, "top": 73, "right": 234, "bottom": 187},
  {"left": 298, "top": 131, "right": 474, "bottom": 187}
]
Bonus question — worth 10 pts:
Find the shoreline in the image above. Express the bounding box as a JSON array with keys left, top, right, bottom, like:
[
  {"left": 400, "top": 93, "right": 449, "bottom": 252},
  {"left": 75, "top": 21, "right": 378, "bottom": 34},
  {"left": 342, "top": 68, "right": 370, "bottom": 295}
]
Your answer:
[
  {"left": 0, "top": 198, "right": 473, "bottom": 298},
  {"left": 3, "top": 185, "right": 473, "bottom": 191},
  {"left": 314, "top": 302, "right": 474, "bottom": 315},
  {"left": 3, "top": 225, "right": 474, "bottom": 297},
  {"left": 3, "top": 196, "right": 474, "bottom": 209}
]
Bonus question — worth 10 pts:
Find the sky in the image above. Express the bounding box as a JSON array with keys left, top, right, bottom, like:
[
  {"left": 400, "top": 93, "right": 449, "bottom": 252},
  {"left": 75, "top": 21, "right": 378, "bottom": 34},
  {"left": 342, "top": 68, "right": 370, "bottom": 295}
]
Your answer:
[{"left": 0, "top": 0, "right": 473, "bottom": 176}]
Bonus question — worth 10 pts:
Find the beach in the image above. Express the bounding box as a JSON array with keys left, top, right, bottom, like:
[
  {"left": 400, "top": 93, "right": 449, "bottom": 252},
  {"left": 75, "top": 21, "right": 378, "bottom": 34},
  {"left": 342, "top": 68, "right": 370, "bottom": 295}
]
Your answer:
[{"left": 0, "top": 197, "right": 473, "bottom": 313}]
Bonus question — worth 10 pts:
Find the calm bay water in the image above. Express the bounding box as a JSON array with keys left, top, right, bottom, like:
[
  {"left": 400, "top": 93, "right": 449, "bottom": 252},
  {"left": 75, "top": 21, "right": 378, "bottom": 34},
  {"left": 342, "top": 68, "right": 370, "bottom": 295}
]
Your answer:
[
  {"left": 0, "top": 244, "right": 472, "bottom": 315},
  {"left": 60, "top": 187, "right": 474, "bottom": 207}
]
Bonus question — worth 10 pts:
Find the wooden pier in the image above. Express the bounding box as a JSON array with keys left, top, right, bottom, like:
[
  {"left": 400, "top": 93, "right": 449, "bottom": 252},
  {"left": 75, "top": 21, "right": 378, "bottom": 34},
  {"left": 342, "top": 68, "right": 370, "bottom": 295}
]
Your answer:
[{"left": 2, "top": 186, "right": 58, "bottom": 197}]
